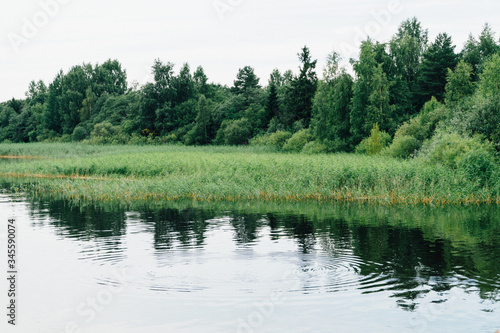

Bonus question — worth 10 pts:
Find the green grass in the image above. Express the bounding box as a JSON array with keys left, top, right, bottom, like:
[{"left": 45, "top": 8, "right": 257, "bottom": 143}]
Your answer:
[{"left": 0, "top": 143, "right": 499, "bottom": 205}]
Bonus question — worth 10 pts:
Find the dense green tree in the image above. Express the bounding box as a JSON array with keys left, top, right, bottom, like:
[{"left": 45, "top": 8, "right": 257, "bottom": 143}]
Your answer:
[
  {"left": 367, "top": 64, "right": 393, "bottom": 133},
  {"left": 478, "top": 23, "right": 500, "bottom": 61},
  {"left": 25, "top": 80, "right": 48, "bottom": 106},
  {"left": 282, "top": 46, "right": 318, "bottom": 127},
  {"left": 231, "top": 66, "right": 261, "bottom": 95},
  {"left": 92, "top": 59, "right": 127, "bottom": 97},
  {"left": 323, "top": 51, "right": 341, "bottom": 84},
  {"left": 415, "top": 33, "right": 457, "bottom": 106},
  {"left": 461, "top": 24, "right": 500, "bottom": 80},
  {"left": 1, "top": 19, "right": 498, "bottom": 148},
  {"left": 59, "top": 64, "right": 94, "bottom": 134},
  {"left": 479, "top": 53, "right": 500, "bottom": 97},
  {"left": 461, "top": 34, "right": 482, "bottom": 81},
  {"left": 79, "top": 87, "right": 97, "bottom": 122},
  {"left": 44, "top": 71, "right": 63, "bottom": 135},
  {"left": 312, "top": 53, "right": 353, "bottom": 150},
  {"left": 390, "top": 17, "right": 428, "bottom": 85},
  {"left": 330, "top": 71, "right": 353, "bottom": 143},
  {"left": 350, "top": 39, "right": 377, "bottom": 144},
  {"left": 390, "top": 17, "right": 428, "bottom": 115},
  {"left": 193, "top": 65, "right": 209, "bottom": 96},
  {"left": 265, "top": 83, "right": 279, "bottom": 125},
  {"left": 269, "top": 69, "right": 284, "bottom": 87},
  {"left": 174, "top": 63, "right": 195, "bottom": 105},
  {"left": 185, "top": 95, "right": 212, "bottom": 145},
  {"left": 445, "top": 60, "right": 476, "bottom": 104},
  {"left": 219, "top": 118, "right": 252, "bottom": 145}
]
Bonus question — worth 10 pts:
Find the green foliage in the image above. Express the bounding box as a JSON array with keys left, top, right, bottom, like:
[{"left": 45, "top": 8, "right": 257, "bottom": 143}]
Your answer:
[
  {"left": 231, "top": 66, "right": 261, "bottom": 95},
  {"left": 386, "top": 135, "right": 421, "bottom": 159},
  {"left": 250, "top": 131, "right": 292, "bottom": 150},
  {"left": 445, "top": 60, "right": 476, "bottom": 104},
  {"left": 418, "top": 131, "right": 495, "bottom": 169},
  {"left": 282, "top": 129, "right": 314, "bottom": 152},
  {"left": 265, "top": 84, "right": 279, "bottom": 127},
  {"left": 355, "top": 124, "right": 391, "bottom": 155},
  {"left": 350, "top": 39, "right": 377, "bottom": 144},
  {"left": 90, "top": 121, "right": 126, "bottom": 144},
  {"left": 301, "top": 141, "right": 329, "bottom": 154},
  {"left": 478, "top": 53, "right": 500, "bottom": 97},
  {"left": 457, "top": 148, "right": 498, "bottom": 186},
  {"left": 282, "top": 46, "right": 318, "bottom": 127},
  {"left": 217, "top": 118, "right": 252, "bottom": 145},
  {"left": 366, "top": 64, "right": 393, "bottom": 133},
  {"left": 72, "top": 126, "right": 88, "bottom": 142},
  {"left": 185, "top": 95, "right": 213, "bottom": 145},
  {"left": 415, "top": 33, "right": 457, "bottom": 107},
  {"left": 2, "top": 143, "right": 498, "bottom": 205},
  {"left": 0, "top": 19, "right": 498, "bottom": 162},
  {"left": 390, "top": 17, "right": 428, "bottom": 86},
  {"left": 312, "top": 71, "right": 353, "bottom": 148}
]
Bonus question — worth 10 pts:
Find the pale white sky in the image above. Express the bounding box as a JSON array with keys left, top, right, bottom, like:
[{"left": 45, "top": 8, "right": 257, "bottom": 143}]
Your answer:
[{"left": 1, "top": 0, "right": 499, "bottom": 102}]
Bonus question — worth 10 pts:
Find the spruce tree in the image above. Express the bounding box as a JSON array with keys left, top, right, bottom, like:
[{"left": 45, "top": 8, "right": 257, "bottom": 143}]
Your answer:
[{"left": 415, "top": 33, "right": 457, "bottom": 107}]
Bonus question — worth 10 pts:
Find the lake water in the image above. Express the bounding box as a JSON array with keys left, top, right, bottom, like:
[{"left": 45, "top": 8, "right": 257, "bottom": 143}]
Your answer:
[{"left": 0, "top": 186, "right": 499, "bottom": 333}]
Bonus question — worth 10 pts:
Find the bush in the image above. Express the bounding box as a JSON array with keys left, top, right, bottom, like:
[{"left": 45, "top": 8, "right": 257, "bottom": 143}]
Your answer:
[
  {"left": 457, "top": 148, "right": 498, "bottom": 186},
  {"left": 301, "top": 141, "right": 329, "bottom": 154},
  {"left": 386, "top": 135, "right": 421, "bottom": 158},
  {"left": 355, "top": 124, "right": 391, "bottom": 155},
  {"left": 127, "top": 134, "right": 147, "bottom": 145},
  {"left": 393, "top": 103, "right": 446, "bottom": 142},
  {"left": 419, "top": 131, "right": 496, "bottom": 169},
  {"left": 223, "top": 118, "right": 252, "bottom": 145},
  {"left": 90, "top": 121, "right": 126, "bottom": 144},
  {"left": 282, "top": 129, "right": 313, "bottom": 152},
  {"left": 72, "top": 126, "right": 88, "bottom": 142},
  {"left": 215, "top": 118, "right": 252, "bottom": 146},
  {"left": 250, "top": 130, "right": 292, "bottom": 150}
]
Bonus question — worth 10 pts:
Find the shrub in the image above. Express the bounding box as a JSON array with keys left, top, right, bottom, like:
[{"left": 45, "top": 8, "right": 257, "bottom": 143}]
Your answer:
[
  {"left": 250, "top": 130, "right": 292, "bottom": 150},
  {"left": 72, "top": 126, "right": 88, "bottom": 142},
  {"left": 223, "top": 118, "right": 252, "bottom": 145},
  {"left": 90, "top": 121, "right": 125, "bottom": 144},
  {"left": 282, "top": 129, "right": 313, "bottom": 152},
  {"left": 419, "top": 131, "right": 496, "bottom": 169},
  {"left": 301, "top": 141, "right": 329, "bottom": 154},
  {"left": 457, "top": 148, "right": 498, "bottom": 185},
  {"left": 127, "top": 134, "right": 147, "bottom": 145},
  {"left": 355, "top": 124, "right": 391, "bottom": 155},
  {"left": 386, "top": 135, "right": 421, "bottom": 158}
]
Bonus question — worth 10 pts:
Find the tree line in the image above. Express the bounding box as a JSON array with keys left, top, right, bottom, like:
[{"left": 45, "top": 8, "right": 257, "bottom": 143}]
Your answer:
[{"left": 1, "top": 17, "right": 499, "bottom": 160}]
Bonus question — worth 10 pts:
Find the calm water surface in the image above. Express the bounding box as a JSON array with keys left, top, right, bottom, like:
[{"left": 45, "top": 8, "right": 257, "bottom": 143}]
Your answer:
[{"left": 0, "top": 188, "right": 499, "bottom": 333}]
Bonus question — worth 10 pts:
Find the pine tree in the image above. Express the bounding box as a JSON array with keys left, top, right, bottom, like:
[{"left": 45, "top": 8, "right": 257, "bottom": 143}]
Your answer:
[
  {"left": 231, "top": 66, "right": 261, "bottom": 95},
  {"left": 265, "top": 83, "right": 279, "bottom": 126},
  {"left": 415, "top": 33, "right": 457, "bottom": 107},
  {"left": 282, "top": 46, "right": 318, "bottom": 127}
]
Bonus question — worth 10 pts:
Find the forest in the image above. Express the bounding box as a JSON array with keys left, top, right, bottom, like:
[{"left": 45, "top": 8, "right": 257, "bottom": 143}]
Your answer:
[{"left": 1, "top": 17, "right": 499, "bottom": 172}]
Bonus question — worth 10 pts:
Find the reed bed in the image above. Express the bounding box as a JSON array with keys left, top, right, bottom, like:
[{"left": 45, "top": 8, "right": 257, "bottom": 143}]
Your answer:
[{"left": 0, "top": 143, "right": 498, "bottom": 206}]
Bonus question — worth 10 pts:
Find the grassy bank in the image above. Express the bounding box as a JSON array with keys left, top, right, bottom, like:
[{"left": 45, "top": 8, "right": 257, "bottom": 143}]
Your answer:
[{"left": 0, "top": 143, "right": 499, "bottom": 205}]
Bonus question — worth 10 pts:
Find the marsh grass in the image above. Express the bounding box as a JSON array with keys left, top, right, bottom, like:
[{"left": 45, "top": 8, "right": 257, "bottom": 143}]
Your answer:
[{"left": 0, "top": 143, "right": 498, "bottom": 205}]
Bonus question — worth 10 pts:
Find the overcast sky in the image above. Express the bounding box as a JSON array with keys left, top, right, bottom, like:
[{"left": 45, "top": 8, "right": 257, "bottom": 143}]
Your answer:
[{"left": 1, "top": 0, "right": 499, "bottom": 102}]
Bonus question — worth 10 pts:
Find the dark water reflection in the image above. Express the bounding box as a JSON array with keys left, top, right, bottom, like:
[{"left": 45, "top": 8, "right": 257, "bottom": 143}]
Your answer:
[
  {"left": 29, "top": 199, "right": 500, "bottom": 297},
  {"left": 2, "top": 189, "right": 499, "bottom": 332}
]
